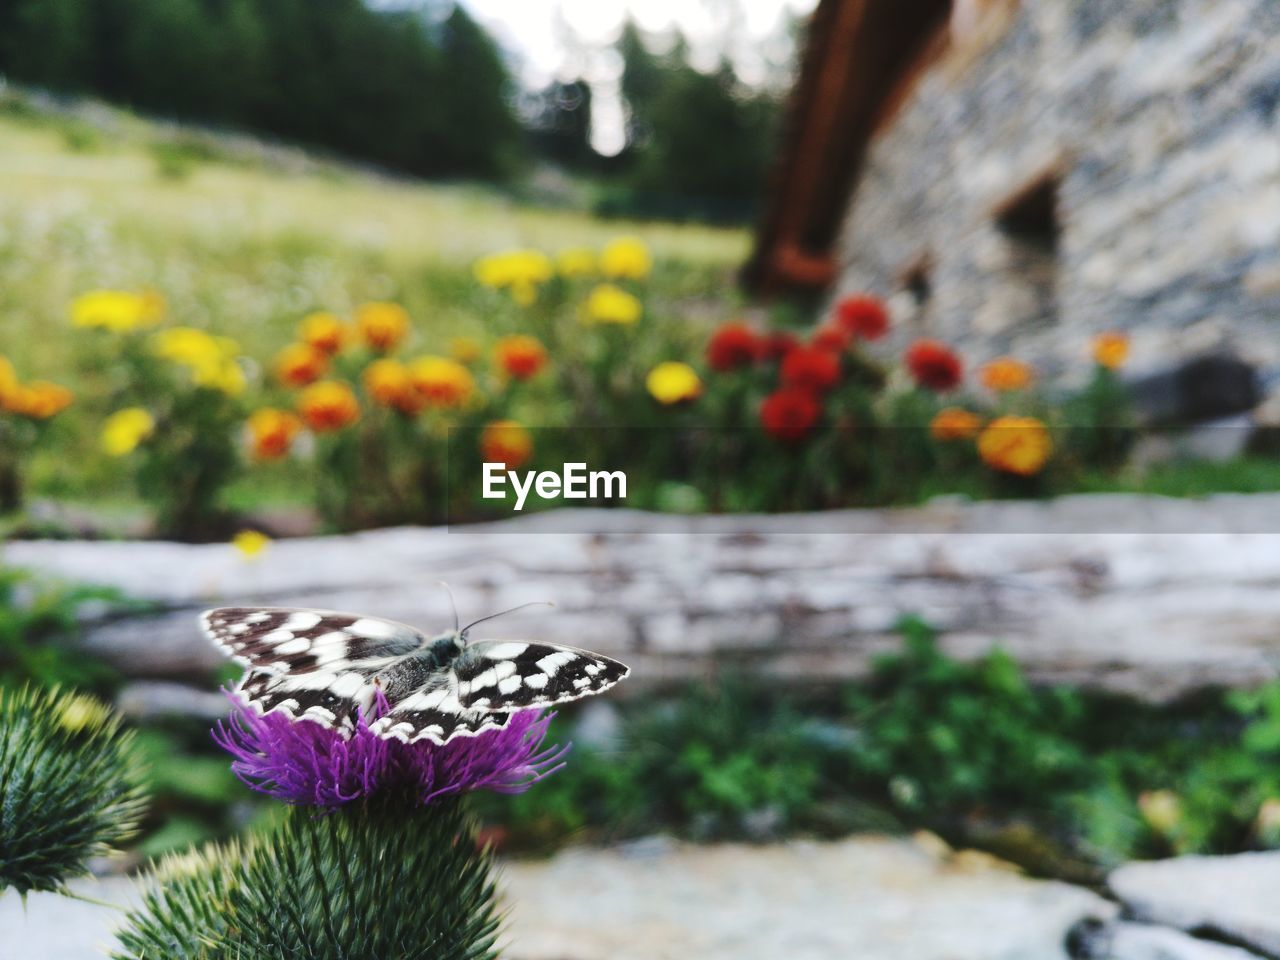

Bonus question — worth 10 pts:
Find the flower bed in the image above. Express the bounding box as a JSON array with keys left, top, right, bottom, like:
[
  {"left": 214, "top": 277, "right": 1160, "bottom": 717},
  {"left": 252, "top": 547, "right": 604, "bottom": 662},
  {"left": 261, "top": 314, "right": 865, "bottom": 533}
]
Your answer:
[{"left": 0, "top": 236, "right": 1167, "bottom": 541}]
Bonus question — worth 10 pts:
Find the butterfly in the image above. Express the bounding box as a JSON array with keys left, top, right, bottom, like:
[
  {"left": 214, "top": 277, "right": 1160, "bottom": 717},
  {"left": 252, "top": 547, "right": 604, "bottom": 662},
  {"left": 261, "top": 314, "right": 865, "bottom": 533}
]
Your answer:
[{"left": 202, "top": 597, "right": 629, "bottom": 745}]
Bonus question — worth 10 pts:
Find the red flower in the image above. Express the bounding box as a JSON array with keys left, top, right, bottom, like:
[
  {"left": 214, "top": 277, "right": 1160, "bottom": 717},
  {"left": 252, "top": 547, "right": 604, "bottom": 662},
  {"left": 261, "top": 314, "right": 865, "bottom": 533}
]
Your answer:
[
  {"left": 757, "top": 330, "right": 799, "bottom": 362},
  {"left": 706, "top": 323, "right": 759, "bottom": 372},
  {"left": 835, "top": 294, "right": 890, "bottom": 341},
  {"left": 905, "top": 339, "right": 963, "bottom": 392},
  {"left": 760, "top": 388, "right": 821, "bottom": 443},
  {"left": 810, "top": 325, "right": 851, "bottom": 354},
  {"left": 780, "top": 345, "right": 841, "bottom": 393}
]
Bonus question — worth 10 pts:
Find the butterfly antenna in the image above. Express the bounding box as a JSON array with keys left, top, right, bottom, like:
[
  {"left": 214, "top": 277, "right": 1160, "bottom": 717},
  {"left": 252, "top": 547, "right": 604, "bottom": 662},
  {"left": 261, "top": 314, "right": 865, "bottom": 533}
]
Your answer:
[
  {"left": 462, "top": 601, "right": 554, "bottom": 634},
  {"left": 437, "top": 581, "right": 459, "bottom": 633}
]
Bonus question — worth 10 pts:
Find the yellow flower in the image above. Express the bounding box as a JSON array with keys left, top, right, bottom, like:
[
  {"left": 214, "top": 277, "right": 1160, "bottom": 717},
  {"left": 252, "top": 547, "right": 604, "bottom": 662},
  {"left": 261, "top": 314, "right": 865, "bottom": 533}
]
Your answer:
[
  {"left": 275, "top": 342, "right": 329, "bottom": 388},
  {"left": 583, "top": 284, "right": 642, "bottom": 325},
  {"left": 70, "top": 289, "right": 165, "bottom": 332},
  {"left": 1138, "top": 790, "right": 1182, "bottom": 835},
  {"left": 152, "top": 328, "right": 245, "bottom": 396},
  {"left": 362, "top": 358, "right": 423, "bottom": 415},
  {"left": 600, "top": 237, "right": 652, "bottom": 280},
  {"left": 299, "top": 311, "right": 349, "bottom": 355},
  {"left": 979, "top": 356, "right": 1035, "bottom": 392},
  {"left": 409, "top": 355, "right": 475, "bottom": 410},
  {"left": 0, "top": 356, "right": 17, "bottom": 406},
  {"left": 5, "top": 381, "right": 74, "bottom": 420},
  {"left": 297, "top": 380, "right": 360, "bottom": 433},
  {"left": 355, "top": 302, "right": 411, "bottom": 352},
  {"left": 646, "top": 362, "right": 703, "bottom": 405},
  {"left": 930, "top": 407, "right": 983, "bottom": 442},
  {"left": 556, "top": 247, "right": 597, "bottom": 278},
  {"left": 1092, "top": 332, "right": 1130, "bottom": 370},
  {"left": 448, "top": 336, "right": 482, "bottom": 364},
  {"left": 977, "top": 415, "right": 1052, "bottom": 476},
  {"left": 473, "top": 250, "right": 554, "bottom": 293},
  {"left": 102, "top": 407, "right": 155, "bottom": 456},
  {"left": 232, "top": 529, "right": 272, "bottom": 560},
  {"left": 480, "top": 420, "right": 533, "bottom": 469}
]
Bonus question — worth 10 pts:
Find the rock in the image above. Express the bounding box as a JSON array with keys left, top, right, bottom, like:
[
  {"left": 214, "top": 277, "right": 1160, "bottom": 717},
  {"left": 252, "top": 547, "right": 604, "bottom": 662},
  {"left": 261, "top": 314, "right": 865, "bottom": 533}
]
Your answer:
[
  {"left": 1129, "top": 355, "right": 1262, "bottom": 428},
  {"left": 1, "top": 838, "right": 1115, "bottom": 959},
  {"left": 1109, "top": 853, "right": 1280, "bottom": 957},
  {"left": 115, "top": 681, "right": 231, "bottom": 722},
  {"left": 1070, "top": 919, "right": 1265, "bottom": 959}
]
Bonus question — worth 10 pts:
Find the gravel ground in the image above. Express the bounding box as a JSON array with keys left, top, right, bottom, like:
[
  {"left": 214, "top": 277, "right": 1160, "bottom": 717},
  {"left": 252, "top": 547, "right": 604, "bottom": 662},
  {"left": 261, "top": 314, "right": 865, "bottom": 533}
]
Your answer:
[{"left": 0, "top": 834, "right": 1113, "bottom": 960}]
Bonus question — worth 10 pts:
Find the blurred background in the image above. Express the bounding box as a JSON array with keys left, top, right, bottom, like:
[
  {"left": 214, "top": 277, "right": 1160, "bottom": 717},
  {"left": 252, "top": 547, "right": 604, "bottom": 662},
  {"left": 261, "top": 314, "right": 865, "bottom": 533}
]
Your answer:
[{"left": 3, "top": 0, "right": 1280, "bottom": 957}]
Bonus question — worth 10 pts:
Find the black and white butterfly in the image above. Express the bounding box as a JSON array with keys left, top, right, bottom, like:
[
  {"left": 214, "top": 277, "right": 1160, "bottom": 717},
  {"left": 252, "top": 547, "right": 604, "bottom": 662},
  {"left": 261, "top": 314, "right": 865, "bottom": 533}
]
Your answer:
[{"left": 202, "top": 598, "right": 629, "bottom": 745}]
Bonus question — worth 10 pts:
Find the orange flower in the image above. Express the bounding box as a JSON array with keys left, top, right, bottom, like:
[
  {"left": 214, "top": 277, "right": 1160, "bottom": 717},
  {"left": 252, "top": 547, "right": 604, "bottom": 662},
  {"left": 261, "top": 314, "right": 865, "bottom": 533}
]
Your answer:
[
  {"left": 299, "top": 312, "right": 349, "bottom": 355},
  {"left": 247, "top": 408, "right": 302, "bottom": 460},
  {"left": 494, "top": 335, "right": 548, "bottom": 381},
  {"left": 355, "top": 302, "right": 410, "bottom": 352},
  {"left": 979, "top": 357, "right": 1035, "bottom": 392},
  {"left": 297, "top": 380, "right": 360, "bottom": 433},
  {"left": 363, "top": 359, "right": 423, "bottom": 415},
  {"left": 275, "top": 342, "right": 329, "bottom": 388},
  {"left": 1092, "top": 332, "right": 1129, "bottom": 370},
  {"left": 930, "top": 407, "right": 983, "bottom": 442},
  {"left": 480, "top": 420, "right": 533, "bottom": 469},
  {"left": 977, "top": 416, "right": 1052, "bottom": 476},
  {"left": 4, "top": 381, "right": 74, "bottom": 420},
  {"left": 409, "top": 356, "right": 475, "bottom": 409}
]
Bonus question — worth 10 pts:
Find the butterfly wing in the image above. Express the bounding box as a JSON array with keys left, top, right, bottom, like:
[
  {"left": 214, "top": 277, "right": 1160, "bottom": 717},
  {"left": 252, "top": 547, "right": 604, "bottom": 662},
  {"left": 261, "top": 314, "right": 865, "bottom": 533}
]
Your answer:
[
  {"left": 452, "top": 641, "right": 630, "bottom": 711},
  {"left": 202, "top": 607, "right": 426, "bottom": 733}
]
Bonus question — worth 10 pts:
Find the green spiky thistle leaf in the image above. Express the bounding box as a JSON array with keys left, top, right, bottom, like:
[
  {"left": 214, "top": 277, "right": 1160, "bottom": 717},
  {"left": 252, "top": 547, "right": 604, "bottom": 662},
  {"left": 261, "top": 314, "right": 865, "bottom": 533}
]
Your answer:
[
  {"left": 0, "top": 685, "right": 146, "bottom": 895},
  {"left": 114, "top": 797, "right": 501, "bottom": 960}
]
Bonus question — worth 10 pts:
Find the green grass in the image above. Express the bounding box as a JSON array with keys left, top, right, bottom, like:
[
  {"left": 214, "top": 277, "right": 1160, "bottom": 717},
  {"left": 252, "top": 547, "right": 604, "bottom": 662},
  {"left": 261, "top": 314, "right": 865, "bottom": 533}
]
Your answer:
[{"left": 0, "top": 103, "right": 747, "bottom": 507}]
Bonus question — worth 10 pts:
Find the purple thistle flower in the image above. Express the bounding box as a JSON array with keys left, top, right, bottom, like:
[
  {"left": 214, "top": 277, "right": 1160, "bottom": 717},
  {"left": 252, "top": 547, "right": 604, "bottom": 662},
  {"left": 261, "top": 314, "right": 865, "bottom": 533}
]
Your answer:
[{"left": 213, "top": 692, "right": 569, "bottom": 809}]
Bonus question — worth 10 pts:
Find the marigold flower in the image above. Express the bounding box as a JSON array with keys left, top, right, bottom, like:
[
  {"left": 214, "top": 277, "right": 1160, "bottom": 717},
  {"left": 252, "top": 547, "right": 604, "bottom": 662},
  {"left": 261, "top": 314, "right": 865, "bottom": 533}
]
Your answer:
[
  {"left": 600, "top": 236, "right": 652, "bottom": 280},
  {"left": 297, "top": 380, "right": 360, "bottom": 433},
  {"left": 977, "top": 415, "right": 1052, "bottom": 476},
  {"left": 275, "top": 343, "right": 329, "bottom": 388},
  {"left": 780, "top": 345, "right": 841, "bottom": 394},
  {"left": 101, "top": 407, "right": 155, "bottom": 456},
  {"left": 213, "top": 693, "right": 565, "bottom": 809},
  {"left": 705, "top": 323, "right": 759, "bottom": 372},
  {"left": 299, "top": 312, "right": 349, "bottom": 355},
  {"left": 556, "top": 247, "right": 597, "bottom": 278},
  {"left": 153, "top": 327, "right": 245, "bottom": 396},
  {"left": 0, "top": 357, "right": 16, "bottom": 406},
  {"left": 1092, "top": 331, "right": 1130, "bottom": 370},
  {"left": 810, "top": 325, "right": 851, "bottom": 354},
  {"left": 5, "top": 381, "right": 74, "bottom": 420},
  {"left": 480, "top": 420, "right": 534, "bottom": 469},
  {"left": 905, "top": 339, "right": 963, "bottom": 392},
  {"left": 362, "top": 359, "right": 422, "bottom": 415},
  {"left": 69, "top": 289, "right": 164, "bottom": 332},
  {"left": 494, "top": 335, "right": 548, "bottom": 381},
  {"left": 835, "top": 294, "right": 890, "bottom": 341},
  {"left": 979, "top": 356, "right": 1035, "bottom": 392},
  {"left": 583, "top": 284, "right": 642, "bottom": 325},
  {"left": 760, "top": 388, "right": 822, "bottom": 443},
  {"left": 355, "top": 302, "right": 411, "bottom": 352},
  {"left": 473, "top": 250, "right": 554, "bottom": 306},
  {"left": 930, "top": 407, "right": 983, "bottom": 442},
  {"left": 448, "top": 336, "right": 483, "bottom": 365},
  {"left": 232, "top": 530, "right": 272, "bottom": 560},
  {"left": 246, "top": 408, "right": 302, "bottom": 460},
  {"left": 409, "top": 356, "right": 475, "bottom": 409},
  {"left": 646, "top": 362, "right": 703, "bottom": 406}
]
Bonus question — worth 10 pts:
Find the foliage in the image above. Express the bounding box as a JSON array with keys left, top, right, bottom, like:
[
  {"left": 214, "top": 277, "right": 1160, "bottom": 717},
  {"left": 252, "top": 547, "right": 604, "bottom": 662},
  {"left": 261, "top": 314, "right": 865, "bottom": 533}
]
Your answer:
[
  {"left": 0, "top": 0, "right": 521, "bottom": 180},
  {"left": 114, "top": 799, "right": 500, "bottom": 960},
  {"left": 0, "top": 685, "right": 146, "bottom": 895}
]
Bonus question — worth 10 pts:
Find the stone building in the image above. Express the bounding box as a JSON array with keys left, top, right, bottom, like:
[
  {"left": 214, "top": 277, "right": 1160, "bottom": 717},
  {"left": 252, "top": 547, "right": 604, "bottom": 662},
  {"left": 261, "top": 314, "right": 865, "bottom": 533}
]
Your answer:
[{"left": 746, "top": 0, "right": 1280, "bottom": 387}]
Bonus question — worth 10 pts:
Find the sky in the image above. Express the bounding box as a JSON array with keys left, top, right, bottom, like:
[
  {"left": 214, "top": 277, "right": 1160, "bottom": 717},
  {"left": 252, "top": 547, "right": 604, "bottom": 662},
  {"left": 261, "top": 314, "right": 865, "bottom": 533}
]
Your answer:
[{"left": 460, "top": 0, "right": 817, "bottom": 153}]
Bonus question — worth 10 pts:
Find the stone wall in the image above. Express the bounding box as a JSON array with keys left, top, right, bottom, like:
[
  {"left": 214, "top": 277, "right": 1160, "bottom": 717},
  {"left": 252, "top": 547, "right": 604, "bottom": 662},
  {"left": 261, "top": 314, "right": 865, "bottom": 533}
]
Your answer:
[{"left": 834, "top": 0, "right": 1280, "bottom": 386}]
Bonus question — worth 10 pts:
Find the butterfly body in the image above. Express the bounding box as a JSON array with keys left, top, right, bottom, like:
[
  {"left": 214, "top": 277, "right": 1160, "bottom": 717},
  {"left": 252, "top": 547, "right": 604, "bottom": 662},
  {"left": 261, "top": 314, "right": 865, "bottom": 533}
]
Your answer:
[{"left": 202, "top": 607, "right": 629, "bottom": 745}]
